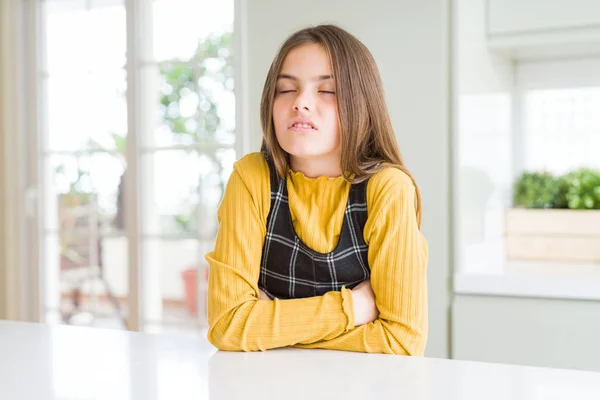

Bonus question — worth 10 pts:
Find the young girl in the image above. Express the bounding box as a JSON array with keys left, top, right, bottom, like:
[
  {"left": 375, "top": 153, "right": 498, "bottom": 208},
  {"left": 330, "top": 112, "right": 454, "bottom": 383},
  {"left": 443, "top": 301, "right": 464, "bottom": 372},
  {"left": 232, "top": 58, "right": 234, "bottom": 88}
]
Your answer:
[{"left": 205, "top": 25, "right": 428, "bottom": 355}]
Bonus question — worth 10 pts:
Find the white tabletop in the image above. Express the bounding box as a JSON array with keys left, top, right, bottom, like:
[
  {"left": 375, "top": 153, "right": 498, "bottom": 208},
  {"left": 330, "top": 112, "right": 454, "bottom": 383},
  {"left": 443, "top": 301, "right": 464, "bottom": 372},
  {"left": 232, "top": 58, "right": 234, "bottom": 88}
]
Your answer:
[{"left": 1, "top": 320, "right": 600, "bottom": 400}]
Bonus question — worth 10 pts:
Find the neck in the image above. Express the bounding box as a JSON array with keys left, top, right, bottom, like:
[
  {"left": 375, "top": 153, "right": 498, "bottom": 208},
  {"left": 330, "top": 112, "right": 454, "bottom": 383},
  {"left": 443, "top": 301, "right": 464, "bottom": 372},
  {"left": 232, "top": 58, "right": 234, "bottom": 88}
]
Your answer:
[{"left": 289, "top": 153, "right": 342, "bottom": 178}]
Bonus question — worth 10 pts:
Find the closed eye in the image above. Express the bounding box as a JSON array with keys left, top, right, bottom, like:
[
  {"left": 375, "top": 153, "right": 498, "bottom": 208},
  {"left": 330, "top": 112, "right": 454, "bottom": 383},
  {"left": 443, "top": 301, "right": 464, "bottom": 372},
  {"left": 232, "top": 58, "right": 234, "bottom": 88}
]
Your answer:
[
  {"left": 319, "top": 90, "right": 336, "bottom": 94},
  {"left": 277, "top": 90, "right": 296, "bottom": 94}
]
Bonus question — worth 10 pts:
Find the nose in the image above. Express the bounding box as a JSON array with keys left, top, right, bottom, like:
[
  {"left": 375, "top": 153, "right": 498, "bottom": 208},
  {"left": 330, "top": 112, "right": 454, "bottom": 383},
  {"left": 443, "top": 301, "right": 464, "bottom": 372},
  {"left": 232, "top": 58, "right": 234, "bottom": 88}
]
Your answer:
[{"left": 292, "top": 90, "right": 314, "bottom": 112}]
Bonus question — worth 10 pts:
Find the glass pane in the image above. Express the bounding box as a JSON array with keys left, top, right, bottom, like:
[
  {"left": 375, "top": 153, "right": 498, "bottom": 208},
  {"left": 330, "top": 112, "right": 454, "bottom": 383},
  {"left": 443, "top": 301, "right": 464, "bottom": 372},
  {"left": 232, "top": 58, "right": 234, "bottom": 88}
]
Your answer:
[
  {"left": 523, "top": 87, "right": 600, "bottom": 175},
  {"left": 43, "top": 0, "right": 127, "bottom": 152},
  {"left": 43, "top": 153, "right": 128, "bottom": 329},
  {"left": 142, "top": 0, "right": 234, "bottom": 148},
  {"left": 141, "top": 149, "right": 234, "bottom": 236},
  {"left": 141, "top": 52, "right": 235, "bottom": 148},
  {"left": 152, "top": 0, "right": 234, "bottom": 62},
  {"left": 45, "top": 153, "right": 126, "bottom": 234},
  {"left": 43, "top": 231, "right": 128, "bottom": 330},
  {"left": 44, "top": 0, "right": 126, "bottom": 74},
  {"left": 46, "top": 70, "right": 127, "bottom": 152},
  {"left": 142, "top": 238, "right": 209, "bottom": 332}
]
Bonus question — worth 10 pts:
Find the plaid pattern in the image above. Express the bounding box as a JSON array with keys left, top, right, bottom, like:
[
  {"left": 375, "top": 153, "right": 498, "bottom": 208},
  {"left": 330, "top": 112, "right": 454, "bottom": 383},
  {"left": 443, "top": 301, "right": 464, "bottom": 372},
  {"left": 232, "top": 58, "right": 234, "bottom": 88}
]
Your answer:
[{"left": 259, "top": 158, "right": 371, "bottom": 299}]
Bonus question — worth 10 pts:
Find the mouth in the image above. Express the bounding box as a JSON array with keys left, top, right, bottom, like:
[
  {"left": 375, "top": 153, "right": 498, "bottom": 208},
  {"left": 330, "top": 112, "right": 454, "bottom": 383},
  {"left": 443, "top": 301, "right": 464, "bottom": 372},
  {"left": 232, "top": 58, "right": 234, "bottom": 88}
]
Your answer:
[{"left": 288, "top": 119, "right": 317, "bottom": 131}]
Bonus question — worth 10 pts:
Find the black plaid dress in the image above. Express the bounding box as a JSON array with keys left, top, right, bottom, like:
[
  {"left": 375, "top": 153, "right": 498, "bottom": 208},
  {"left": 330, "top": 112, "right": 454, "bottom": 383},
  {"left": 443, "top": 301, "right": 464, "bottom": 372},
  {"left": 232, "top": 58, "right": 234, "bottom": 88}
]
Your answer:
[{"left": 259, "top": 158, "right": 371, "bottom": 300}]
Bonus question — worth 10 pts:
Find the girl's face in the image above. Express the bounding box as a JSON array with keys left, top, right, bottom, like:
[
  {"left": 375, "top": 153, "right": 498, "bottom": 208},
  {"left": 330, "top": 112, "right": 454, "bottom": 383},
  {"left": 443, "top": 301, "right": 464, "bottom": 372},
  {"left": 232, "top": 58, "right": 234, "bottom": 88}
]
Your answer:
[{"left": 273, "top": 43, "right": 341, "bottom": 163}]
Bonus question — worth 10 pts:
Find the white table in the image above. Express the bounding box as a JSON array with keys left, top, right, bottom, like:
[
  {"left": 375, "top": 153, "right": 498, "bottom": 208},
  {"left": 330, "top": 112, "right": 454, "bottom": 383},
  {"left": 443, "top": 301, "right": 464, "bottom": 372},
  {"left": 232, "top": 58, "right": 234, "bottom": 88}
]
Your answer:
[{"left": 1, "top": 320, "right": 600, "bottom": 400}]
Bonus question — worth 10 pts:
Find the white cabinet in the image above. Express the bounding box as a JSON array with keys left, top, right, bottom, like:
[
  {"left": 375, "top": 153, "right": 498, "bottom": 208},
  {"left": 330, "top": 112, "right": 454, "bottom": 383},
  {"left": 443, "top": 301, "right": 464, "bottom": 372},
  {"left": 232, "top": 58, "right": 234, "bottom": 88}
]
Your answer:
[
  {"left": 453, "top": 294, "right": 600, "bottom": 372},
  {"left": 486, "top": 0, "right": 600, "bottom": 59},
  {"left": 488, "top": 0, "right": 600, "bottom": 35}
]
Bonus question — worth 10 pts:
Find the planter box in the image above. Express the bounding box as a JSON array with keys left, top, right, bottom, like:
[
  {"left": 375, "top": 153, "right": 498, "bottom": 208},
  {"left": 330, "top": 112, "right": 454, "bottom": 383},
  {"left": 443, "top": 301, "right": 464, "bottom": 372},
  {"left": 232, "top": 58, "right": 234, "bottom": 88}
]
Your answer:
[{"left": 505, "top": 209, "right": 600, "bottom": 262}]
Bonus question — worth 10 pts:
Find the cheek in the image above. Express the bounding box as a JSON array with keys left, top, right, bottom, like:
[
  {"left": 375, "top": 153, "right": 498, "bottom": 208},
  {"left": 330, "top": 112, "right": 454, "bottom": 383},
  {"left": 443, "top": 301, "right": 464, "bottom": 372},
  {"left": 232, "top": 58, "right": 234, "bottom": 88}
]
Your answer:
[
  {"left": 272, "top": 98, "right": 288, "bottom": 128},
  {"left": 328, "top": 107, "right": 341, "bottom": 148},
  {"left": 324, "top": 103, "right": 340, "bottom": 135}
]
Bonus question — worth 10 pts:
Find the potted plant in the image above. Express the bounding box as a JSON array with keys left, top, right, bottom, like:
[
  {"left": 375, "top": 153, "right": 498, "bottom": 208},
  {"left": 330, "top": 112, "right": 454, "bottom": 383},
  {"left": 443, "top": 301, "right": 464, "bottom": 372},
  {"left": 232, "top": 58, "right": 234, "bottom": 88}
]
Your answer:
[
  {"left": 506, "top": 168, "right": 600, "bottom": 262},
  {"left": 181, "top": 265, "right": 210, "bottom": 316}
]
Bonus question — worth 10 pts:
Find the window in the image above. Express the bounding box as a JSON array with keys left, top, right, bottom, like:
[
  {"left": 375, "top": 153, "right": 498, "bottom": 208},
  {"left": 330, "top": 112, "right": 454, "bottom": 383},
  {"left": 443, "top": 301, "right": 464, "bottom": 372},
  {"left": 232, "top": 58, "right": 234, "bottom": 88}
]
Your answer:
[
  {"left": 518, "top": 59, "right": 600, "bottom": 174},
  {"left": 455, "top": 56, "right": 600, "bottom": 277},
  {"left": 38, "top": 0, "right": 235, "bottom": 334}
]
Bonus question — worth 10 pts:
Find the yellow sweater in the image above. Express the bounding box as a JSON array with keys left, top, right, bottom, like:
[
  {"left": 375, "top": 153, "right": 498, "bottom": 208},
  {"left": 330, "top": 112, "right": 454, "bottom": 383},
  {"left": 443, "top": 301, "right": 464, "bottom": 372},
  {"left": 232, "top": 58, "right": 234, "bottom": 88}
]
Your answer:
[{"left": 205, "top": 152, "right": 428, "bottom": 355}]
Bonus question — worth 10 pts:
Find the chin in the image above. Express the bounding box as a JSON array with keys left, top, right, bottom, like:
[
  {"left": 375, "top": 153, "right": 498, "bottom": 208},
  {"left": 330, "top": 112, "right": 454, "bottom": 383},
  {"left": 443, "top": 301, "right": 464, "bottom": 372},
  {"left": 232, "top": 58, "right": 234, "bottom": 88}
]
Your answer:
[
  {"left": 281, "top": 144, "right": 327, "bottom": 159},
  {"left": 276, "top": 134, "right": 339, "bottom": 159}
]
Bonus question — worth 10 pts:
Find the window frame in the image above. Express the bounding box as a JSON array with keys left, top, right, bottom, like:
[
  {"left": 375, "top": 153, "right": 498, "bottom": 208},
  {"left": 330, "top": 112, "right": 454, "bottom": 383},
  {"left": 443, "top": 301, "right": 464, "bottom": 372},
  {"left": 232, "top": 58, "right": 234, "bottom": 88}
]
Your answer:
[{"left": 16, "top": 0, "right": 244, "bottom": 331}]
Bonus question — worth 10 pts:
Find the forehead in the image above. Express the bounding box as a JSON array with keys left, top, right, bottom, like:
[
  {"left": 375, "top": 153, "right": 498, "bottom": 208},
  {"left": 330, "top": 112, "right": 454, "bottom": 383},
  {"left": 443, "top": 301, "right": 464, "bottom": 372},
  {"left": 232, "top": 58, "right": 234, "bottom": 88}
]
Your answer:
[{"left": 280, "top": 43, "right": 332, "bottom": 76}]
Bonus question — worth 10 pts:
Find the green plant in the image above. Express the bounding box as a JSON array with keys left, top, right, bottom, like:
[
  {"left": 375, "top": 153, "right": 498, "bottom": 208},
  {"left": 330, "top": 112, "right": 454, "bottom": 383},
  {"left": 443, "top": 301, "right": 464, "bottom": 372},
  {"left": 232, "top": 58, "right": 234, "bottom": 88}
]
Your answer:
[
  {"left": 563, "top": 168, "right": 600, "bottom": 210},
  {"left": 513, "top": 168, "right": 600, "bottom": 210},
  {"left": 553, "top": 175, "right": 570, "bottom": 209},
  {"left": 512, "top": 171, "right": 567, "bottom": 209}
]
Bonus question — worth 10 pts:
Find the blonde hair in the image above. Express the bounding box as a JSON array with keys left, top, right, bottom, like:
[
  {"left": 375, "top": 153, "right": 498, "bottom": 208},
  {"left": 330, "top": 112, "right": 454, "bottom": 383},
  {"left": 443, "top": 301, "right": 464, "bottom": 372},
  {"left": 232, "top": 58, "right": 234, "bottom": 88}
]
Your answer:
[{"left": 259, "top": 25, "right": 422, "bottom": 227}]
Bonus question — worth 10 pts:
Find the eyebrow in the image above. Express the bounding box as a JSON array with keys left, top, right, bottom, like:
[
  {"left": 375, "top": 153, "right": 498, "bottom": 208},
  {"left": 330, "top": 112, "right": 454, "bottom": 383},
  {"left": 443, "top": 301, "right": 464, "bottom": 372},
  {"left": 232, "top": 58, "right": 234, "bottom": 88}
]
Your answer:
[{"left": 277, "top": 74, "right": 334, "bottom": 82}]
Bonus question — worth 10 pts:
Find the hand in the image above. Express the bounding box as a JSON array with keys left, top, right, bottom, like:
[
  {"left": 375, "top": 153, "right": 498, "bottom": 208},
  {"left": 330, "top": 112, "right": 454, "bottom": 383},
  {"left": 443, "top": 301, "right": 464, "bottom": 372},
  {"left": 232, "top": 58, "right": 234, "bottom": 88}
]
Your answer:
[
  {"left": 258, "top": 288, "right": 270, "bottom": 300},
  {"left": 351, "top": 280, "right": 379, "bottom": 326}
]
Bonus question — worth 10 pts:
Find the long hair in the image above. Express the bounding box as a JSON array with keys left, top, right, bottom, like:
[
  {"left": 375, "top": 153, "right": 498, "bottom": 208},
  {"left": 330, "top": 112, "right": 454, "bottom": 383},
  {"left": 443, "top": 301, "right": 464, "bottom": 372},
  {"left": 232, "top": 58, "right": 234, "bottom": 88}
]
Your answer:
[{"left": 259, "top": 25, "right": 422, "bottom": 227}]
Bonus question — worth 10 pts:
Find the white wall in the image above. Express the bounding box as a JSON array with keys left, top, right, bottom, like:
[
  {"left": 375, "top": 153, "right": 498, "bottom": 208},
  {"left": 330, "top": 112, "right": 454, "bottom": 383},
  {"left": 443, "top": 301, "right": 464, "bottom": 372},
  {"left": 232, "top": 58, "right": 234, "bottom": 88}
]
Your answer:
[
  {"left": 453, "top": 0, "right": 514, "bottom": 274},
  {"left": 238, "top": 0, "right": 451, "bottom": 358}
]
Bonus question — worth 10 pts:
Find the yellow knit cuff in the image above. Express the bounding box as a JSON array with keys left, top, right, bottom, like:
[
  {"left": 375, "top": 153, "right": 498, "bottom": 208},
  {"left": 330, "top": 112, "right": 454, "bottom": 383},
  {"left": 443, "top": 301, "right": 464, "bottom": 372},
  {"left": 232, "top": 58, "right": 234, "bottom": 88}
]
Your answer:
[{"left": 341, "top": 286, "right": 355, "bottom": 331}]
